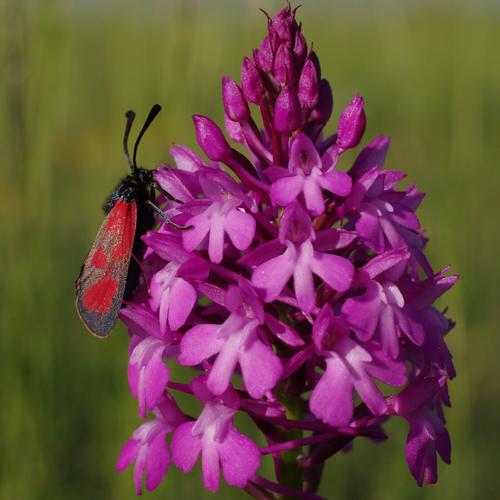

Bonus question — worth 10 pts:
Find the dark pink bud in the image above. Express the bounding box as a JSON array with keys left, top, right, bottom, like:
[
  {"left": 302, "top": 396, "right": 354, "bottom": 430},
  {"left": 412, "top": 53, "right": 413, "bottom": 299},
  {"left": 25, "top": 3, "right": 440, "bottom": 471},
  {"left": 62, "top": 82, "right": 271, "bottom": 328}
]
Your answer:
[
  {"left": 298, "top": 59, "right": 319, "bottom": 109},
  {"left": 273, "top": 44, "right": 296, "bottom": 86},
  {"left": 255, "top": 35, "right": 274, "bottom": 72},
  {"left": 271, "top": 6, "right": 295, "bottom": 42},
  {"left": 310, "top": 79, "right": 333, "bottom": 126},
  {"left": 309, "top": 51, "right": 321, "bottom": 80},
  {"left": 193, "top": 115, "right": 232, "bottom": 161},
  {"left": 293, "top": 29, "right": 307, "bottom": 66},
  {"left": 222, "top": 77, "right": 250, "bottom": 122},
  {"left": 241, "top": 57, "right": 264, "bottom": 104},
  {"left": 273, "top": 86, "right": 302, "bottom": 134},
  {"left": 337, "top": 95, "right": 366, "bottom": 151}
]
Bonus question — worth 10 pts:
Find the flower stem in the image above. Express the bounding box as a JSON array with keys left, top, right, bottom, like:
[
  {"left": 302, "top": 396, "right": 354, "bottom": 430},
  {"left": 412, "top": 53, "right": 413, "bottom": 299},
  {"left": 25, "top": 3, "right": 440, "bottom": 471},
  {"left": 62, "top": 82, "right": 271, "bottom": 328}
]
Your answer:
[{"left": 275, "top": 382, "right": 306, "bottom": 498}]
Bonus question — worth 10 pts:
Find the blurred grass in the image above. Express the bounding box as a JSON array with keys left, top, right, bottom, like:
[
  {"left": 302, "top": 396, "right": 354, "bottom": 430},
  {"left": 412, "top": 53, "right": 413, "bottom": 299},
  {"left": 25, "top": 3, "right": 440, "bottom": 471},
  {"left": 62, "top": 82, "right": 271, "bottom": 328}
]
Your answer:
[{"left": 1, "top": 0, "right": 499, "bottom": 498}]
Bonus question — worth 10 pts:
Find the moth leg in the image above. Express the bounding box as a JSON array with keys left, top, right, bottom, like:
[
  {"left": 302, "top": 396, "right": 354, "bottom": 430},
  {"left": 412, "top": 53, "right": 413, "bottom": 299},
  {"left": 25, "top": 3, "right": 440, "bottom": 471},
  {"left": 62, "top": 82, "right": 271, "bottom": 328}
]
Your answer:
[{"left": 145, "top": 200, "right": 193, "bottom": 231}]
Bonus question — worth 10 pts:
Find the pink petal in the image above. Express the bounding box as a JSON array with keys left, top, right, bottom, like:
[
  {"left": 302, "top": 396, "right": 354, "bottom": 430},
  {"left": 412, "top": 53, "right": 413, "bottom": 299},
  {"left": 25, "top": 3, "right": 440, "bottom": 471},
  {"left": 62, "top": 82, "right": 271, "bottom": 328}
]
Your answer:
[
  {"left": 310, "top": 252, "right": 354, "bottom": 292},
  {"left": 380, "top": 305, "right": 400, "bottom": 359},
  {"left": 314, "top": 229, "right": 357, "bottom": 252},
  {"left": 252, "top": 246, "right": 296, "bottom": 302},
  {"left": 293, "top": 256, "right": 316, "bottom": 313},
  {"left": 208, "top": 211, "right": 225, "bottom": 263},
  {"left": 133, "top": 447, "right": 146, "bottom": 495},
  {"left": 396, "top": 306, "right": 425, "bottom": 346},
  {"left": 219, "top": 426, "right": 261, "bottom": 488},
  {"left": 310, "top": 357, "right": 354, "bottom": 427},
  {"left": 202, "top": 440, "right": 221, "bottom": 492},
  {"left": 207, "top": 336, "right": 241, "bottom": 395},
  {"left": 169, "top": 144, "right": 203, "bottom": 172},
  {"left": 356, "top": 208, "right": 384, "bottom": 253},
  {"left": 116, "top": 439, "right": 140, "bottom": 472},
  {"left": 289, "top": 132, "right": 322, "bottom": 172},
  {"left": 363, "top": 247, "right": 410, "bottom": 279},
  {"left": 303, "top": 176, "right": 325, "bottom": 215},
  {"left": 182, "top": 213, "right": 211, "bottom": 252},
  {"left": 225, "top": 209, "right": 256, "bottom": 251},
  {"left": 144, "top": 349, "right": 170, "bottom": 412},
  {"left": 270, "top": 175, "right": 304, "bottom": 207},
  {"left": 264, "top": 165, "right": 291, "bottom": 182},
  {"left": 158, "top": 286, "right": 171, "bottom": 334},
  {"left": 239, "top": 331, "right": 283, "bottom": 398},
  {"left": 171, "top": 422, "right": 201, "bottom": 473},
  {"left": 319, "top": 170, "right": 352, "bottom": 197},
  {"left": 350, "top": 135, "right": 391, "bottom": 178},
  {"left": 145, "top": 430, "right": 170, "bottom": 492},
  {"left": 238, "top": 239, "right": 284, "bottom": 267},
  {"left": 265, "top": 313, "right": 304, "bottom": 347},
  {"left": 342, "top": 283, "right": 381, "bottom": 341},
  {"left": 168, "top": 278, "right": 197, "bottom": 331},
  {"left": 179, "top": 324, "right": 222, "bottom": 366},
  {"left": 352, "top": 373, "right": 387, "bottom": 417}
]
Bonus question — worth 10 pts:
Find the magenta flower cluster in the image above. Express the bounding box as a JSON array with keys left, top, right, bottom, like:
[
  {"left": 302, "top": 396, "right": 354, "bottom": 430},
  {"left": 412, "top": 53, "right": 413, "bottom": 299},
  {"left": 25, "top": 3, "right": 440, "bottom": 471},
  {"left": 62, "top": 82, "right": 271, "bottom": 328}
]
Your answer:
[{"left": 116, "top": 5, "right": 457, "bottom": 497}]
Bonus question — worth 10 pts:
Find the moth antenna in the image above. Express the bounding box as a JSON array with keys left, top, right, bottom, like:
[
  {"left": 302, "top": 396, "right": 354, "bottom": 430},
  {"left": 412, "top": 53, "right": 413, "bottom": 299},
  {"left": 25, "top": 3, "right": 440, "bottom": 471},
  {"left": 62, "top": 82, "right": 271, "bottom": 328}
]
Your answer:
[
  {"left": 123, "top": 110, "right": 136, "bottom": 170},
  {"left": 145, "top": 200, "right": 193, "bottom": 231},
  {"left": 133, "top": 104, "right": 162, "bottom": 169}
]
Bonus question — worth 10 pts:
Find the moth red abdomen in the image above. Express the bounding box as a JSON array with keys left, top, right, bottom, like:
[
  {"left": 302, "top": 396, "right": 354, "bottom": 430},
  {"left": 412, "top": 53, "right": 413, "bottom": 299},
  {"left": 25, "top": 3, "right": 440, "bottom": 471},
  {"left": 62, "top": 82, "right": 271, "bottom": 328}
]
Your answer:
[{"left": 76, "top": 106, "right": 162, "bottom": 338}]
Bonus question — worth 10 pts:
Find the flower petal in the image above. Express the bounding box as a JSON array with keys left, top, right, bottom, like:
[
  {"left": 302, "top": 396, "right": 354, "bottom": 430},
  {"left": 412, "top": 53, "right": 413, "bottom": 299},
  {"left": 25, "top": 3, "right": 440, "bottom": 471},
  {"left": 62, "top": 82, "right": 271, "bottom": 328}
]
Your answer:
[
  {"left": 239, "top": 330, "right": 283, "bottom": 398},
  {"left": 270, "top": 176, "right": 304, "bottom": 207},
  {"left": 171, "top": 422, "right": 201, "bottom": 473},
  {"left": 319, "top": 170, "right": 352, "bottom": 197},
  {"left": 145, "top": 430, "right": 170, "bottom": 492},
  {"left": 168, "top": 278, "right": 197, "bottom": 331},
  {"left": 252, "top": 246, "right": 296, "bottom": 302},
  {"left": 310, "top": 357, "right": 354, "bottom": 427},
  {"left": 310, "top": 252, "right": 354, "bottom": 292},
  {"left": 207, "top": 335, "right": 241, "bottom": 396},
  {"left": 183, "top": 213, "right": 211, "bottom": 252},
  {"left": 208, "top": 211, "right": 225, "bottom": 263},
  {"left": 117, "top": 439, "right": 140, "bottom": 472},
  {"left": 303, "top": 175, "right": 325, "bottom": 215},
  {"left": 201, "top": 438, "right": 221, "bottom": 492},
  {"left": 225, "top": 209, "right": 256, "bottom": 251},
  {"left": 179, "top": 324, "right": 222, "bottom": 366},
  {"left": 219, "top": 425, "right": 260, "bottom": 488},
  {"left": 293, "top": 254, "right": 316, "bottom": 312}
]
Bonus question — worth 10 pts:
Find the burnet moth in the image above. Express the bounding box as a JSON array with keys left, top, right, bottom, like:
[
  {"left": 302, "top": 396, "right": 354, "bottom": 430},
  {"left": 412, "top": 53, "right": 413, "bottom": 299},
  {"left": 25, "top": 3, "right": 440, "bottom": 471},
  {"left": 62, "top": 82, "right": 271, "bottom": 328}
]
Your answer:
[{"left": 76, "top": 105, "right": 184, "bottom": 338}]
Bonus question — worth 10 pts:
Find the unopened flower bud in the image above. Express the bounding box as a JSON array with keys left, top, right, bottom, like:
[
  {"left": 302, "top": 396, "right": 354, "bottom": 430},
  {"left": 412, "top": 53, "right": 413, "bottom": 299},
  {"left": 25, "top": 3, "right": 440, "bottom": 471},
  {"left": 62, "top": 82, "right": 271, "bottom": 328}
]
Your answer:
[
  {"left": 273, "top": 44, "right": 296, "bottom": 86},
  {"left": 310, "top": 79, "right": 333, "bottom": 126},
  {"left": 298, "top": 59, "right": 319, "bottom": 109},
  {"left": 309, "top": 51, "right": 321, "bottom": 80},
  {"left": 241, "top": 57, "right": 264, "bottom": 104},
  {"left": 193, "top": 115, "right": 232, "bottom": 161},
  {"left": 274, "top": 86, "right": 302, "bottom": 134},
  {"left": 293, "top": 30, "right": 307, "bottom": 66},
  {"left": 222, "top": 77, "right": 250, "bottom": 122},
  {"left": 337, "top": 95, "right": 366, "bottom": 151},
  {"left": 272, "top": 6, "right": 294, "bottom": 42},
  {"left": 255, "top": 35, "right": 274, "bottom": 72}
]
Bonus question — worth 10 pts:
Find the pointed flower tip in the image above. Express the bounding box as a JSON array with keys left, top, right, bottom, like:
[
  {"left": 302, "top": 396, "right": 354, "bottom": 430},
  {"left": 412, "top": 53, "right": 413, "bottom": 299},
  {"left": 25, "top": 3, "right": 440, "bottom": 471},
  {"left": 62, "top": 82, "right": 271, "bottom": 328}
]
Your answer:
[
  {"left": 274, "top": 86, "right": 303, "bottom": 134},
  {"left": 298, "top": 58, "right": 319, "bottom": 109},
  {"left": 337, "top": 94, "right": 366, "bottom": 152},
  {"left": 241, "top": 56, "right": 264, "bottom": 104},
  {"left": 192, "top": 115, "right": 232, "bottom": 162},
  {"left": 222, "top": 77, "right": 250, "bottom": 122}
]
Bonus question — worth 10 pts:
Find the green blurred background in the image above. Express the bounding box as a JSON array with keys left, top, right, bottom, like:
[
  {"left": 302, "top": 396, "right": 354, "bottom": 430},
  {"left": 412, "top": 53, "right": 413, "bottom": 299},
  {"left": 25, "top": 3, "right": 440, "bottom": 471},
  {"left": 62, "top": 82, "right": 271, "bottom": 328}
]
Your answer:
[{"left": 1, "top": 0, "right": 498, "bottom": 498}]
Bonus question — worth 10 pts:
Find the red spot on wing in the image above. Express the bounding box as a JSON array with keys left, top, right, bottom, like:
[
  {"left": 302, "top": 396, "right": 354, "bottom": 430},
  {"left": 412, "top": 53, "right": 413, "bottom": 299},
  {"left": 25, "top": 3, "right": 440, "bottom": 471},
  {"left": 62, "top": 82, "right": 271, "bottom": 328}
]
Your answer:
[
  {"left": 82, "top": 276, "right": 118, "bottom": 314},
  {"left": 91, "top": 246, "right": 107, "bottom": 269}
]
